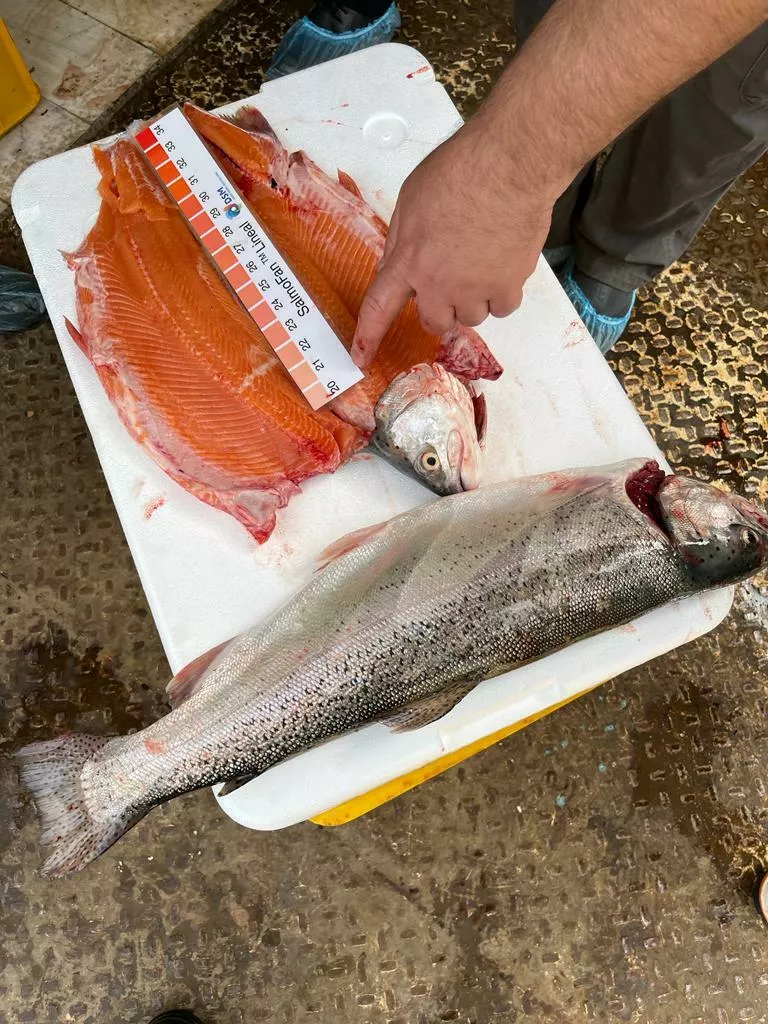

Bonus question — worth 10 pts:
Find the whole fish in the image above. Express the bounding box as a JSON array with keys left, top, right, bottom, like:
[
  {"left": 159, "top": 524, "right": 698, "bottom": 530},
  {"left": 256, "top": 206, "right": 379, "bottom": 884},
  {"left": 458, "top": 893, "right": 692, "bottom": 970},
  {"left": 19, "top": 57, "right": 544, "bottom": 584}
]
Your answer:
[{"left": 17, "top": 459, "right": 768, "bottom": 876}]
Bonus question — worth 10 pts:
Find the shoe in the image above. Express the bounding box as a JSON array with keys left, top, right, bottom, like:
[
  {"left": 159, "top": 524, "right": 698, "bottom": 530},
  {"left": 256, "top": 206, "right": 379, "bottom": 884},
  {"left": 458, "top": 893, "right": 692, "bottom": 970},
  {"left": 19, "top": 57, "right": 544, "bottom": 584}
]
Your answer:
[
  {"left": 148, "top": 1012, "right": 204, "bottom": 1024},
  {"left": 0, "top": 266, "right": 47, "bottom": 333},
  {"left": 265, "top": 1, "right": 401, "bottom": 80},
  {"left": 542, "top": 244, "right": 573, "bottom": 272},
  {"left": 558, "top": 259, "right": 635, "bottom": 353}
]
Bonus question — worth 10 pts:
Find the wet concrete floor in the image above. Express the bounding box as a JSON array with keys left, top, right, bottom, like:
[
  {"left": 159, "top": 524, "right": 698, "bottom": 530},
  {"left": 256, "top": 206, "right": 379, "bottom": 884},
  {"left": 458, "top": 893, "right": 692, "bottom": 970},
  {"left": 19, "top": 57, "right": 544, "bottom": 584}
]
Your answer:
[{"left": 1, "top": 0, "right": 768, "bottom": 1021}]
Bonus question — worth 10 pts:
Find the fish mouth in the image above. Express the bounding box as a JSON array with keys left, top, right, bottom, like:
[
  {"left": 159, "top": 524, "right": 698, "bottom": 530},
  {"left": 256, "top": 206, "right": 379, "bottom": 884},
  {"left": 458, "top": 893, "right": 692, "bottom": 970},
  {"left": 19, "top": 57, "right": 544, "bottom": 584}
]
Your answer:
[
  {"left": 448, "top": 428, "right": 479, "bottom": 493},
  {"left": 625, "top": 461, "right": 671, "bottom": 536},
  {"left": 732, "top": 493, "right": 768, "bottom": 536}
]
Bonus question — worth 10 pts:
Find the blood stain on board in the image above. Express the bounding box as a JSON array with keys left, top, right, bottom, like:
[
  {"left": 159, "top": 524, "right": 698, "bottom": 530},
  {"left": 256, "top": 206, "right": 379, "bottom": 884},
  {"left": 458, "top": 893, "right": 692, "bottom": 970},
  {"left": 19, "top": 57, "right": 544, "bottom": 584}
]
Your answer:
[
  {"left": 563, "top": 319, "right": 584, "bottom": 349},
  {"left": 406, "top": 65, "right": 430, "bottom": 79},
  {"left": 144, "top": 496, "right": 165, "bottom": 520}
]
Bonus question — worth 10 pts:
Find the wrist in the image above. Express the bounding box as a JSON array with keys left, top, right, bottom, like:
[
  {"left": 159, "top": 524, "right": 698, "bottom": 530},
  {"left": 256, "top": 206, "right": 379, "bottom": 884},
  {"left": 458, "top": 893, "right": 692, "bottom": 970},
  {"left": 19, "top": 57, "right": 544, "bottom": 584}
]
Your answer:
[{"left": 465, "top": 67, "right": 584, "bottom": 205}]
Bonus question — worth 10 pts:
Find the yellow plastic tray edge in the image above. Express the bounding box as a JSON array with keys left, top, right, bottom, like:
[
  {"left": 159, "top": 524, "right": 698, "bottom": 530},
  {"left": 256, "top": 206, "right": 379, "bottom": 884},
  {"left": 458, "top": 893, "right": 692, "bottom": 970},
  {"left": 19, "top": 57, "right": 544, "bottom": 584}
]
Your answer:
[{"left": 311, "top": 682, "right": 601, "bottom": 826}]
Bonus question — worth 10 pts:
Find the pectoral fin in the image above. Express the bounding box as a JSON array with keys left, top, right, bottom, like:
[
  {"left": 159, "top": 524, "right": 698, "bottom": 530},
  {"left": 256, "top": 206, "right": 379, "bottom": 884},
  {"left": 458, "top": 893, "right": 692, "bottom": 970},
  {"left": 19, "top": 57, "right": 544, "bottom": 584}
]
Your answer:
[
  {"left": 217, "top": 774, "right": 256, "bottom": 797},
  {"left": 380, "top": 680, "right": 479, "bottom": 733},
  {"left": 337, "top": 169, "right": 363, "bottom": 199}
]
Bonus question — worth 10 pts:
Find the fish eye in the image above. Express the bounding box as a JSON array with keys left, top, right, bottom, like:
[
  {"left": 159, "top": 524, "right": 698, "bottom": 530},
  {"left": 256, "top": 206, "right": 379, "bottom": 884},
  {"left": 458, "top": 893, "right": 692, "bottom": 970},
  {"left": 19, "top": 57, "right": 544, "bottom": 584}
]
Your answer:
[{"left": 420, "top": 450, "right": 440, "bottom": 472}]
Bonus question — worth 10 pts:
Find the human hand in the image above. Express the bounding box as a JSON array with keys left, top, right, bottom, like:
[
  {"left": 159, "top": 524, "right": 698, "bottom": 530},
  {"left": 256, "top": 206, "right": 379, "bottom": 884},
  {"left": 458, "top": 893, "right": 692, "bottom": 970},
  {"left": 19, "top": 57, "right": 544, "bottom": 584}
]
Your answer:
[{"left": 351, "top": 118, "right": 558, "bottom": 367}]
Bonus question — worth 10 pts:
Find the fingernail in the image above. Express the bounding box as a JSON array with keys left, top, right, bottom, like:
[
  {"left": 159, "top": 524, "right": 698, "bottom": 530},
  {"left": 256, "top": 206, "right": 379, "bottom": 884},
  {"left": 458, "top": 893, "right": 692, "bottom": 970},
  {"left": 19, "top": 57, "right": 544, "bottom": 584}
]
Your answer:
[{"left": 351, "top": 337, "right": 370, "bottom": 368}]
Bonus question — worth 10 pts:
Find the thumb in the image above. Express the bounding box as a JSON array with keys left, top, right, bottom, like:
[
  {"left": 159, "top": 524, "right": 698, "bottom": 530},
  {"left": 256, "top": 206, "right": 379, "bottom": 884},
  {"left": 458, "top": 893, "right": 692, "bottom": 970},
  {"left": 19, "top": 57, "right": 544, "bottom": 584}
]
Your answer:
[{"left": 351, "top": 262, "right": 413, "bottom": 368}]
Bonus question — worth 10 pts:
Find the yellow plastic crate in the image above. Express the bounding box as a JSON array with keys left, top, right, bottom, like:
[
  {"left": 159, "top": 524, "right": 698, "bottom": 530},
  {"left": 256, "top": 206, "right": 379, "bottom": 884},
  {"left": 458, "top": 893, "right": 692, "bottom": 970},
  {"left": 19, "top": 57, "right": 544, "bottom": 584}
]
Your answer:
[{"left": 0, "top": 17, "right": 40, "bottom": 138}]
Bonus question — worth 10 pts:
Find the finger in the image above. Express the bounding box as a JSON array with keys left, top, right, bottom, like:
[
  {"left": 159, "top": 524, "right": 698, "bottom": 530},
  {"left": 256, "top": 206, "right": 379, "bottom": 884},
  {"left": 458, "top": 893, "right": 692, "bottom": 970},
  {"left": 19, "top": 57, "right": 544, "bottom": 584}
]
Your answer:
[
  {"left": 381, "top": 205, "right": 401, "bottom": 266},
  {"left": 455, "top": 301, "right": 491, "bottom": 328},
  {"left": 417, "top": 298, "right": 457, "bottom": 337},
  {"left": 489, "top": 291, "right": 522, "bottom": 319},
  {"left": 352, "top": 264, "right": 414, "bottom": 367}
]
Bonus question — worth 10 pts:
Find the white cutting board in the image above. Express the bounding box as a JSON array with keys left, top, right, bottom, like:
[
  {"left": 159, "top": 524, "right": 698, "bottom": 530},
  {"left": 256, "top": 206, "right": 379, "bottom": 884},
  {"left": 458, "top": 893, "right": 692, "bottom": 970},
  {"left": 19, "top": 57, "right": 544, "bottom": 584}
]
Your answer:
[{"left": 12, "top": 43, "right": 732, "bottom": 829}]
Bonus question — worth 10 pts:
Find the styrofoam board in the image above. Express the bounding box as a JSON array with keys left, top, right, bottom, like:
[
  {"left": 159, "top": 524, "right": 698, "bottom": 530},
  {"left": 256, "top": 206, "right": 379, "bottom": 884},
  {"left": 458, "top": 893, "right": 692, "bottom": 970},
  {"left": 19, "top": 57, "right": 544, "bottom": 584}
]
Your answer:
[{"left": 11, "top": 43, "right": 732, "bottom": 830}]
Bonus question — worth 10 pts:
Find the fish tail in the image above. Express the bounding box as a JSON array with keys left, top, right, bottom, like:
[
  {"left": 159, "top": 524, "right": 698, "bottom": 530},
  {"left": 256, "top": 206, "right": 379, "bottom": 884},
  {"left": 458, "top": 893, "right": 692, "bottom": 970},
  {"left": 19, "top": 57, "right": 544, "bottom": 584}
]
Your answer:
[{"left": 15, "top": 734, "right": 144, "bottom": 877}]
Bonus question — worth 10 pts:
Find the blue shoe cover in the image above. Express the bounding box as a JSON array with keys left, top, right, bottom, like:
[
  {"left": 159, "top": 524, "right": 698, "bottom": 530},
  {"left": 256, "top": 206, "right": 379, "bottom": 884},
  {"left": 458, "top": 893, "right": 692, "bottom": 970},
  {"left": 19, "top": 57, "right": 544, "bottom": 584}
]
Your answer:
[
  {"left": 559, "top": 260, "right": 635, "bottom": 353},
  {"left": 265, "top": 3, "right": 401, "bottom": 81}
]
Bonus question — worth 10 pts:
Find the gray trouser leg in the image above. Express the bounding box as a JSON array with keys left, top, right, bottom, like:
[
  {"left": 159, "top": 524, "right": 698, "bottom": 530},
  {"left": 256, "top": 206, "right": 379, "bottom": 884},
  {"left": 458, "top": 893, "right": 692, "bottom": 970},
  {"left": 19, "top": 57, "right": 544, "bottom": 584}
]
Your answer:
[{"left": 514, "top": 1, "right": 768, "bottom": 290}]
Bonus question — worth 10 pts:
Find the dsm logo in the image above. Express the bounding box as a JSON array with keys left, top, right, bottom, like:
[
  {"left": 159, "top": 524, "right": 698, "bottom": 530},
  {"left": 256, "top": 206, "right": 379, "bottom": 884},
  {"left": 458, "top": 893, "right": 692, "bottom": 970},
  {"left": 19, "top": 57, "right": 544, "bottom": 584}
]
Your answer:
[{"left": 224, "top": 202, "right": 241, "bottom": 219}]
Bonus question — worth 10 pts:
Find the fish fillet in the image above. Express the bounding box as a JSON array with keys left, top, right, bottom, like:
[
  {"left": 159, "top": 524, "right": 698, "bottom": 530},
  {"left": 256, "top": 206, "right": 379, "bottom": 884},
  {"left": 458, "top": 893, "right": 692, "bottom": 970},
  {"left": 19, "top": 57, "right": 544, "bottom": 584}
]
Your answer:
[{"left": 66, "top": 139, "right": 366, "bottom": 542}]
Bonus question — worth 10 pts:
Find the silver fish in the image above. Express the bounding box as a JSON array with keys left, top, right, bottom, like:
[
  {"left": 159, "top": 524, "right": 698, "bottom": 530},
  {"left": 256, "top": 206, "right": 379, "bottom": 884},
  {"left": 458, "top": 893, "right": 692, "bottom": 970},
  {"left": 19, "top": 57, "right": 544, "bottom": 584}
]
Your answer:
[
  {"left": 17, "top": 459, "right": 768, "bottom": 876},
  {"left": 371, "top": 363, "right": 486, "bottom": 494}
]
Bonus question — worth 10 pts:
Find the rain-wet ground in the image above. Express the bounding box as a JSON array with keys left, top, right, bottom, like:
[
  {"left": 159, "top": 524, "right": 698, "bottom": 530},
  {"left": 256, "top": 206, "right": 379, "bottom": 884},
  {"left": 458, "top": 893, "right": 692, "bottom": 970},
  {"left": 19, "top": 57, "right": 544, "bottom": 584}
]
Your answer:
[{"left": 1, "top": 1, "right": 767, "bottom": 1020}]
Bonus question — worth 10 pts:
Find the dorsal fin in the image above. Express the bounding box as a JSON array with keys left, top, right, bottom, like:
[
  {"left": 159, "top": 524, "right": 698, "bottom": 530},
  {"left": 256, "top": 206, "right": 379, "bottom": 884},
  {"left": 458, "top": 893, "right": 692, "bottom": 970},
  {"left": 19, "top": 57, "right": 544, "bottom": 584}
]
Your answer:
[
  {"left": 228, "top": 104, "right": 281, "bottom": 140},
  {"left": 316, "top": 521, "right": 388, "bottom": 573}
]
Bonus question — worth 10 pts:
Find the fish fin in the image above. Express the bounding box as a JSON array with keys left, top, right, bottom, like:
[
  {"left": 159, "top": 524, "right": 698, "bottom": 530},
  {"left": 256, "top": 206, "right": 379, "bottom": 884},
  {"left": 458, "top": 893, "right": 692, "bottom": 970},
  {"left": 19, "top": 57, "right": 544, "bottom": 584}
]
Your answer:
[
  {"left": 337, "top": 170, "right": 389, "bottom": 235},
  {"left": 229, "top": 104, "right": 281, "bottom": 140},
  {"left": 15, "top": 734, "right": 146, "bottom": 877},
  {"left": 328, "top": 385, "right": 377, "bottom": 434},
  {"left": 230, "top": 480, "right": 301, "bottom": 545},
  {"left": 64, "top": 317, "right": 90, "bottom": 358},
  {"left": 380, "top": 680, "right": 479, "bottom": 733},
  {"left": 337, "top": 168, "right": 363, "bottom": 199},
  {"left": 218, "top": 775, "right": 257, "bottom": 797},
  {"left": 166, "top": 639, "right": 232, "bottom": 709},
  {"left": 316, "top": 521, "right": 388, "bottom": 572}
]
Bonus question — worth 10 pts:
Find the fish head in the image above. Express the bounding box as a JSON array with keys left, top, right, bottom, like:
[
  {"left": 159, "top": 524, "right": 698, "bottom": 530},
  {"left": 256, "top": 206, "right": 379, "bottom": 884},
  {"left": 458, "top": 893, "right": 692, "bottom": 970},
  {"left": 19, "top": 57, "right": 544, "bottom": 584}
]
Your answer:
[
  {"left": 657, "top": 474, "right": 768, "bottom": 585},
  {"left": 372, "top": 363, "right": 485, "bottom": 495}
]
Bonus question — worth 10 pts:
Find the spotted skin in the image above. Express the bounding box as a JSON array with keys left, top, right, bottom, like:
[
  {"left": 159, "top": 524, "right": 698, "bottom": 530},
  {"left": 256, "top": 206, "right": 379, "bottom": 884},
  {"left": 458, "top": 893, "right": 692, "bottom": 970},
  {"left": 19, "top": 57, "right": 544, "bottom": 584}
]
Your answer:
[{"left": 16, "top": 459, "right": 768, "bottom": 876}]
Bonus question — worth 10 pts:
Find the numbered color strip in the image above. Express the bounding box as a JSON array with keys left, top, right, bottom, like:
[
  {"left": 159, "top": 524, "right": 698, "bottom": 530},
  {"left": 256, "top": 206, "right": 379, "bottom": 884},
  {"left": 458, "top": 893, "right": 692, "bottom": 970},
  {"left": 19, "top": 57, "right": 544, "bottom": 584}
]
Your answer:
[{"left": 134, "top": 106, "right": 363, "bottom": 410}]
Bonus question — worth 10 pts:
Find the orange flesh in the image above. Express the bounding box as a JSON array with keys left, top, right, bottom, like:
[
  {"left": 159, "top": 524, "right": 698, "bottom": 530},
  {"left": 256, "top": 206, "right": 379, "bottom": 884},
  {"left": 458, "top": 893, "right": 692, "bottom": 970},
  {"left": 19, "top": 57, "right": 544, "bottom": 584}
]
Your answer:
[{"left": 69, "top": 140, "right": 366, "bottom": 539}]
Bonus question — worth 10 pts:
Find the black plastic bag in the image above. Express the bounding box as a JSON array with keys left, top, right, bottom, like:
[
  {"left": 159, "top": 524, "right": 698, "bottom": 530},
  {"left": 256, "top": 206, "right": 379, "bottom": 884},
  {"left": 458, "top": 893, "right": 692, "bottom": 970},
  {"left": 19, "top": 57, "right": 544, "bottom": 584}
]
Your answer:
[{"left": 0, "top": 266, "right": 47, "bottom": 333}]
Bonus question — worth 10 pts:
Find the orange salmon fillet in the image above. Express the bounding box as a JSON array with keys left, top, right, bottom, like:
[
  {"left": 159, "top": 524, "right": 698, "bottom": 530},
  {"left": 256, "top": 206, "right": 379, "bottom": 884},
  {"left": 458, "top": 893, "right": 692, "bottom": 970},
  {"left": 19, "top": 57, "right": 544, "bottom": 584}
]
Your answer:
[{"left": 65, "top": 138, "right": 366, "bottom": 542}]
